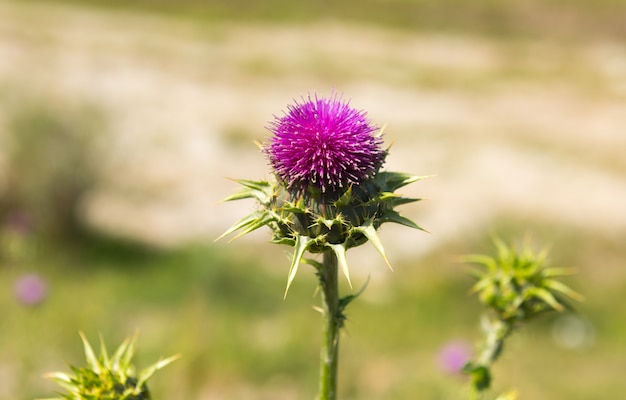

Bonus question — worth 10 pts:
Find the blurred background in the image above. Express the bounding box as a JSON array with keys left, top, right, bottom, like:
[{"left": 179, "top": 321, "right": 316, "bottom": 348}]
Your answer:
[{"left": 1, "top": 0, "right": 625, "bottom": 398}]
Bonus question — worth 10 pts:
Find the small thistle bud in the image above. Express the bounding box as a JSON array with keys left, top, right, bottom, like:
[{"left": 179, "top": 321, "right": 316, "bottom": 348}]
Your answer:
[
  {"left": 464, "top": 237, "right": 583, "bottom": 324},
  {"left": 40, "top": 333, "right": 179, "bottom": 400}
]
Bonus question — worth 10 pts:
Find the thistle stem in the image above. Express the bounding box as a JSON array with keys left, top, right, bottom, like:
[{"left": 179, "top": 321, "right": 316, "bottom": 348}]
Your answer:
[
  {"left": 469, "top": 317, "right": 513, "bottom": 400},
  {"left": 477, "top": 317, "right": 512, "bottom": 368},
  {"left": 318, "top": 250, "right": 340, "bottom": 400}
]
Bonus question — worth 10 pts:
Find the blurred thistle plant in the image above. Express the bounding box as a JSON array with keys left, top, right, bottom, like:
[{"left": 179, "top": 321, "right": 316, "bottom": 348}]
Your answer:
[
  {"left": 461, "top": 237, "right": 583, "bottom": 400},
  {"left": 217, "top": 92, "right": 427, "bottom": 400},
  {"left": 40, "top": 333, "right": 179, "bottom": 400}
]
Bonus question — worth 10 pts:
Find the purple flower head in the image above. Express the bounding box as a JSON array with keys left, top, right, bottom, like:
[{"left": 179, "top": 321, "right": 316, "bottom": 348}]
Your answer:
[
  {"left": 14, "top": 273, "right": 48, "bottom": 306},
  {"left": 264, "top": 93, "right": 386, "bottom": 197}
]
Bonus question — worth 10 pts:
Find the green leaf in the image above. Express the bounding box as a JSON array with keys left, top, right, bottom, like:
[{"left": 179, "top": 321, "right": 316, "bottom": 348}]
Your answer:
[
  {"left": 542, "top": 267, "right": 577, "bottom": 278},
  {"left": 327, "top": 243, "right": 352, "bottom": 288},
  {"left": 137, "top": 354, "right": 181, "bottom": 388},
  {"left": 525, "top": 287, "right": 564, "bottom": 312},
  {"left": 215, "top": 211, "right": 272, "bottom": 242},
  {"left": 111, "top": 336, "right": 131, "bottom": 371},
  {"left": 352, "top": 220, "right": 392, "bottom": 270},
  {"left": 222, "top": 179, "right": 274, "bottom": 203},
  {"left": 229, "top": 212, "right": 275, "bottom": 241},
  {"left": 302, "top": 258, "right": 323, "bottom": 271},
  {"left": 377, "top": 171, "right": 431, "bottom": 192},
  {"left": 468, "top": 364, "right": 491, "bottom": 391},
  {"left": 543, "top": 279, "right": 585, "bottom": 302},
  {"left": 469, "top": 276, "right": 496, "bottom": 295},
  {"left": 121, "top": 335, "right": 137, "bottom": 372},
  {"left": 284, "top": 235, "right": 311, "bottom": 298},
  {"left": 334, "top": 185, "right": 354, "bottom": 207},
  {"left": 79, "top": 332, "right": 100, "bottom": 374},
  {"left": 98, "top": 334, "right": 110, "bottom": 370},
  {"left": 379, "top": 209, "right": 428, "bottom": 232},
  {"left": 339, "top": 276, "right": 370, "bottom": 310}
]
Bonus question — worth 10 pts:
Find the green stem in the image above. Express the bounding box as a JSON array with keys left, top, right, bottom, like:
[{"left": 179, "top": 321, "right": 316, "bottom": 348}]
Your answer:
[
  {"left": 318, "top": 250, "right": 340, "bottom": 400},
  {"left": 469, "top": 316, "right": 514, "bottom": 399},
  {"left": 477, "top": 317, "right": 511, "bottom": 367}
]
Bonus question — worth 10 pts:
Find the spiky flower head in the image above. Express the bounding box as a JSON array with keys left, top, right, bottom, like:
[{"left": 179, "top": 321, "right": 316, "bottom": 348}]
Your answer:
[
  {"left": 464, "top": 237, "right": 583, "bottom": 324},
  {"left": 218, "top": 93, "right": 428, "bottom": 296},
  {"left": 264, "top": 93, "right": 386, "bottom": 199},
  {"left": 40, "top": 333, "right": 179, "bottom": 400}
]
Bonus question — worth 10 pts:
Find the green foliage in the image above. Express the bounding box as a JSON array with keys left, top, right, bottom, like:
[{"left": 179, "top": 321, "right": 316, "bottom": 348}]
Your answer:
[
  {"left": 464, "top": 237, "right": 583, "bottom": 324},
  {"left": 218, "top": 172, "right": 428, "bottom": 295},
  {"left": 41, "top": 333, "right": 179, "bottom": 400},
  {"left": 462, "top": 237, "right": 583, "bottom": 399}
]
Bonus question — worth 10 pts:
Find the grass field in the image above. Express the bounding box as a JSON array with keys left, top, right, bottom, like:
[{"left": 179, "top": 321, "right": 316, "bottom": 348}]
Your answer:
[{"left": 1, "top": 1, "right": 625, "bottom": 399}]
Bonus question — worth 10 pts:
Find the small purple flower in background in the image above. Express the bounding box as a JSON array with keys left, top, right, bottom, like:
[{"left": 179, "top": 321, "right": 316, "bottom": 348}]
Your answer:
[
  {"left": 14, "top": 273, "right": 47, "bottom": 306},
  {"left": 264, "top": 92, "right": 387, "bottom": 196},
  {"left": 436, "top": 341, "right": 472, "bottom": 374}
]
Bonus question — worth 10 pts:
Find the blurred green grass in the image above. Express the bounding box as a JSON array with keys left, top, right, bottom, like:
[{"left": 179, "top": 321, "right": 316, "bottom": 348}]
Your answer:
[{"left": 2, "top": 217, "right": 623, "bottom": 399}]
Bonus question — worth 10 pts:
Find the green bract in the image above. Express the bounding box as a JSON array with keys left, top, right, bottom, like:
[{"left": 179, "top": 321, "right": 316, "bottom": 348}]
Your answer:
[
  {"left": 217, "top": 171, "right": 428, "bottom": 296},
  {"left": 464, "top": 237, "right": 583, "bottom": 323},
  {"left": 40, "top": 333, "right": 179, "bottom": 400}
]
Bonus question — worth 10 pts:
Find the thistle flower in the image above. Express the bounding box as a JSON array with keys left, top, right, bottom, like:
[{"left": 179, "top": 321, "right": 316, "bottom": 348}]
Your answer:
[
  {"left": 40, "top": 333, "right": 179, "bottom": 400},
  {"left": 462, "top": 237, "right": 582, "bottom": 398},
  {"left": 264, "top": 93, "right": 386, "bottom": 198},
  {"left": 219, "top": 93, "right": 427, "bottom": 294},
  {"left": 219, "top": 92, "right": 428, "bottom": 400}
]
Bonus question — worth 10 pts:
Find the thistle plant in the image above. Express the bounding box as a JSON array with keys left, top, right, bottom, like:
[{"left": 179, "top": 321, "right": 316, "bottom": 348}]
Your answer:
[
  {"left": 462, "top": 237, "right": 583, "bottom": 400},
  {"left": 41, "top": 333, "right": 179, "bottom": 400},
  {"left": 218, "top": 93, "right": 426, "bottom": 400}
]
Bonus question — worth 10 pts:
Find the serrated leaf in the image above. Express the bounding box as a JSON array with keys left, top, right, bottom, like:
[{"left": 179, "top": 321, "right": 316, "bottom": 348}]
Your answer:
[
  {"left": 284, "top": 235, "right": 311, "bottom": 298},
  {"left": 327, "top": 243, "right": 352, "bottom": 288}
]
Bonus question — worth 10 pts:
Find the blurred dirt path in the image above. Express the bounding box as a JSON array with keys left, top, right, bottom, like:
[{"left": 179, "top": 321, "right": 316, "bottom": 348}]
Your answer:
[{"left": 1, "top": 1, "right": 625, "bottom": 262}]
